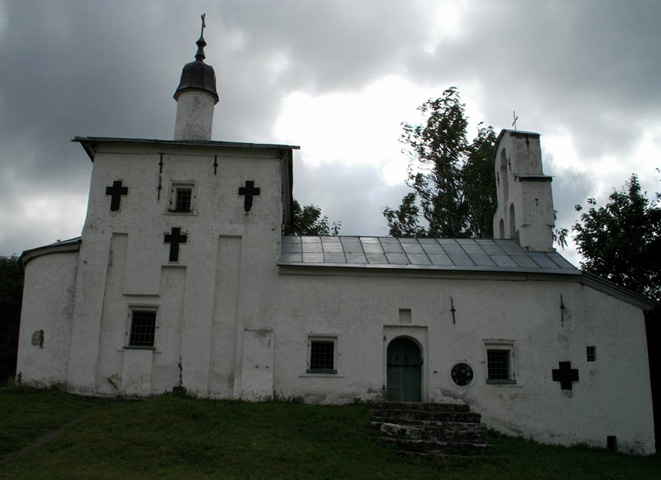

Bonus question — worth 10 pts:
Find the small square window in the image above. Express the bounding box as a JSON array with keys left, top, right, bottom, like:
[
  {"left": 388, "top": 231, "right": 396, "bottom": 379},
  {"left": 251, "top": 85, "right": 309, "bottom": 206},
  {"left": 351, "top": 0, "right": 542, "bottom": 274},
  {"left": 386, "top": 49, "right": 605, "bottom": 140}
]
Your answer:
[
  {"left": 175, "top": 188, "right": 192, "bottom": 212},
  {"left": 485, "top": 342, "right": 516, "bottom": 385},
  {"left": 169, "top": 183, "right": 195, "bottom": 213},
  {"left": 307, "top": 337, "right": 337, "bottom": 374},
  {"left": 587, "top": 346, "right": 596, "bottom": 362},
  {"left": 128, "top": 310, "right": 156, "bottom": 348},
  {"left": 487, "top": 350, "right": 510, "bottom": 380}
]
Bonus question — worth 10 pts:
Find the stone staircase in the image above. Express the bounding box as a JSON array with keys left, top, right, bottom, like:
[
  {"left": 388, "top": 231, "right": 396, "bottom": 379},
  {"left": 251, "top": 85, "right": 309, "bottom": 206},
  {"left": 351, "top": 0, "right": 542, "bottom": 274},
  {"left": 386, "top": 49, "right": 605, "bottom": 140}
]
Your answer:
[{"left": 370, "top": 402, "right": 493, "bottom": 459}]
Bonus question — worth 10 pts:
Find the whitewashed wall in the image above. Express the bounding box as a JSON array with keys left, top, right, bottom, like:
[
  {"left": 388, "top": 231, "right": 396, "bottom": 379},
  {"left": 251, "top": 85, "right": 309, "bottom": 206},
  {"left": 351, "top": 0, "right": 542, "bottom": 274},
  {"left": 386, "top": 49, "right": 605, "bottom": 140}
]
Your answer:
[
  {"left": 16, "top": 251, "right": 78, "bottom": 386},
  {"left": 17, "top": 136, "right": 655, "bottom": 455}
]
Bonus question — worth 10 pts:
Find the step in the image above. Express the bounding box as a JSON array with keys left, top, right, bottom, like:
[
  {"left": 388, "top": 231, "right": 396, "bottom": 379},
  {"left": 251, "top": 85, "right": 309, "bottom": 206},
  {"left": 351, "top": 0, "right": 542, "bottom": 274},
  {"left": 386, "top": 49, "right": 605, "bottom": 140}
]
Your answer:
[
  {"left": 370, "top": 421, "right": 487, "bottom": 444},
  {"left": 378, "top": 437, "right": 494, "bottom": 456},
  {"left": 374, "top": 402, "right": 470, "bottom": 412},
  {"left": 373, "top": 409, "right": 482, "bottom": 424}
]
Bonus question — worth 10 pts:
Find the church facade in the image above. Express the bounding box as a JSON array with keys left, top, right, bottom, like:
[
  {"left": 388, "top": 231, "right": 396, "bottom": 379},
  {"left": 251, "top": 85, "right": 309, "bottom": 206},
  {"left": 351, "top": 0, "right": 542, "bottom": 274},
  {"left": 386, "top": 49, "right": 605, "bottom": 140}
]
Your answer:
[{"left": 16, "top": 28, "right": 657, "bottom": 454}]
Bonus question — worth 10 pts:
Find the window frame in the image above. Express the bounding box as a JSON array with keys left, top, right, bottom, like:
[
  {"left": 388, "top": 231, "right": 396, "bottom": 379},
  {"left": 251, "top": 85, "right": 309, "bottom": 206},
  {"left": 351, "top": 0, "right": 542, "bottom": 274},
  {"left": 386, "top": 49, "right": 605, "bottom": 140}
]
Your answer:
[
  {"left": 484, "top": 341, "right": 517, "bottom": 385},
  {"left": 168, "top": 182, "right": 196, "bottom": 214},
  {"left": 306, "top": 335, "right": 339, "bottom": 375},
  {"left": 126, "top": 307, "right": 158, "bottom": 349},
  {"left": 587, "top": 346, "right": 596, "bottom": 362}
]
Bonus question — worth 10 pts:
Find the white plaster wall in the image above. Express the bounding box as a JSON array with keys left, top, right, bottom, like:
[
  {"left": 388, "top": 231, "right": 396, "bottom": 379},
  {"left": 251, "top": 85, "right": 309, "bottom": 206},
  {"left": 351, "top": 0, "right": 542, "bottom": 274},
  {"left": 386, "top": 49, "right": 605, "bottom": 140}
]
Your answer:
[
  {"left": 16, "top": 251, "right": 78, "bottom": 386},
  {"left": 174, "top": 91, "right": 215, "bottom": 140},
  {"left": 27, "top": 135, "right": 653, "bottom": 454},
  {"left": 65, "top": 142, "right": 285, "bottom": 398},
  {"left": 266, "top": 270, "right": 655, "bottom": 454},
  {"left": 493, "top": 131, "right": 555, "bottom": 251}
]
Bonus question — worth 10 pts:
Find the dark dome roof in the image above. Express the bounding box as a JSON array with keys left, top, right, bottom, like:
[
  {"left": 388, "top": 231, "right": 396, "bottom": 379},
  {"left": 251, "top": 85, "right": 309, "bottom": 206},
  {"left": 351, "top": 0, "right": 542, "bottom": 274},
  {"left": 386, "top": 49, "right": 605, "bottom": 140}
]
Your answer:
[
  {"left": 174, "top": 60, "right": 219, "bottom": 103},
  {"left": 174, "top": 33, "right": 219, "bottom": 103}
]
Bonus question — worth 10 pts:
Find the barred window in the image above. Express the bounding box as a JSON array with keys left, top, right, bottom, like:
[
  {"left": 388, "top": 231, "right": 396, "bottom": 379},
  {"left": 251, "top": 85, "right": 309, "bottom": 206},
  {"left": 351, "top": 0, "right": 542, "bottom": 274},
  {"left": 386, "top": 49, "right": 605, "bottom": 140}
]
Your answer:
[
  {"left": 485, "top": 342, "right": 516, "bottom": 385},
  {"left": 175, "top": 188, "right": 192, "bottom": 212},
  {"left": 169, "top": 183, "right": 195, "bottom": 213},
  {"left": 487, "top": 350, "right": 510, "bottom": 380},
  {"left": 129, "top": 310, "right": 156, "bottom": 347},
  {"left": 307, "top": 338, "right": 337, "bottom": 374}
]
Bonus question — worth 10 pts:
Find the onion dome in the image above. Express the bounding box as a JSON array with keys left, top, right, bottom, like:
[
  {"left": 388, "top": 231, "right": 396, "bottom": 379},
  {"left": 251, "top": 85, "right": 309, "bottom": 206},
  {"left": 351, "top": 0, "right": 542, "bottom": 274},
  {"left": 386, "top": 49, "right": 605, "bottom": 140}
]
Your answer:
[{"left": 174, "top": 18, "right": 219, "bottom": 103}]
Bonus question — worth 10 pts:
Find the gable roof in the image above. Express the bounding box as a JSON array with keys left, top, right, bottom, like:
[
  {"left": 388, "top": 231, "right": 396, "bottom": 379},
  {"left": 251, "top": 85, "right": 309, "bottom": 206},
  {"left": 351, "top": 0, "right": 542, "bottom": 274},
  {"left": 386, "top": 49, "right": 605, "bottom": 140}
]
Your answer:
[
  {"left": 280, "top": 236, "right": 659, "bottom": 311},
  {"left": 280, "top": 236, "right": 577, "bottom": 275}
]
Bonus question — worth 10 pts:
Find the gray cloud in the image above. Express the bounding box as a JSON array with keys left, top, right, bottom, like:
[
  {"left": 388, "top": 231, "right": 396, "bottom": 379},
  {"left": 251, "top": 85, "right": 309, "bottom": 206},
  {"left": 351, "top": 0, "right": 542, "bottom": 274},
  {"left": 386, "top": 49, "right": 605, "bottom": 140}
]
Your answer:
[{"left": 1, "top": 1, "right": 660, "bottom": 260}]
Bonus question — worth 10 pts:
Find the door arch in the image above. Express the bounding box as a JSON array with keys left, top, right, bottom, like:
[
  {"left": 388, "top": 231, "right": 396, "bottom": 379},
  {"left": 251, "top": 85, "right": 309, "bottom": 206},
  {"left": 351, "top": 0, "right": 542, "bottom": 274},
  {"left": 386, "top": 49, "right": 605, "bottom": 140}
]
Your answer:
[{"left": 387, "top": 337, "right": 422, "bottom": 402}]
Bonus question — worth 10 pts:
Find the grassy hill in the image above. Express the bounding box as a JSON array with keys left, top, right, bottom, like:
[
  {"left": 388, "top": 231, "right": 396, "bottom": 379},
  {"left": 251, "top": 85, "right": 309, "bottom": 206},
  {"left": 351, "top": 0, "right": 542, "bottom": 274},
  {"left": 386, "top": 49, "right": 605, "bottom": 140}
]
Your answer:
[{"left": 0, "top": 387, "right": 659, "bottom": 479}]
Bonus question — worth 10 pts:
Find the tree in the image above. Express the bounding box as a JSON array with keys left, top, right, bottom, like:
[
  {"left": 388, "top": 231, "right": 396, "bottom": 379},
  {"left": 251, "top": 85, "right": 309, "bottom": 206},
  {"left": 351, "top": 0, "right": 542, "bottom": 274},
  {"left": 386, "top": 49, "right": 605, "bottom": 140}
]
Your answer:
[
  {"left": 285, "top": 200, "right": 341, "bottom": 236},
  {"left": 383, "top": 87, "right": 497, "bottom": 238},
  {"left": 572, "top": 174, "right": 661, "bottom": 301},
  {"left": 0, "top": 255, "right": 23, "bottom": 382}
]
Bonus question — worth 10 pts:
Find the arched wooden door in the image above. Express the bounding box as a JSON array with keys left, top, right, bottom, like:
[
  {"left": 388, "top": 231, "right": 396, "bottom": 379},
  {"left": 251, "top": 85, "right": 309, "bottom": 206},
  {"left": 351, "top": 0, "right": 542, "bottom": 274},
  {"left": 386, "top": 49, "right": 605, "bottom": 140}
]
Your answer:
[{"left": 387, "top": 337, "right": 422, "bottom": 402}]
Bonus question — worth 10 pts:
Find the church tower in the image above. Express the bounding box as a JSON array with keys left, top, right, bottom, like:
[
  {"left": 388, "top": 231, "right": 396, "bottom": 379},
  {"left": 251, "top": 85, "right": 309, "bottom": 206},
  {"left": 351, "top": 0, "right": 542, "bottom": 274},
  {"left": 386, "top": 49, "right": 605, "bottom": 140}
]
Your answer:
[
  {"left": 173, "top": 14, "right": 219, "bottom": 140},
  {"left": 492, "top": 130, "right": 555, "bottom": 251},
  {"left": 13, "top": 15, "right": 297, "bottom": 398}
]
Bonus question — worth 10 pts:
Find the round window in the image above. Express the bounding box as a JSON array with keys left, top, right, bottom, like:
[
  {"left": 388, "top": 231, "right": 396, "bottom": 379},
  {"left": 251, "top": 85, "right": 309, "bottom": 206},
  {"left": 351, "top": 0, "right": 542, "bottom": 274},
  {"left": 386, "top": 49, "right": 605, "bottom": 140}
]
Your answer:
[{"left": 451, "top": 362, "right": 474, "bottom": 387}]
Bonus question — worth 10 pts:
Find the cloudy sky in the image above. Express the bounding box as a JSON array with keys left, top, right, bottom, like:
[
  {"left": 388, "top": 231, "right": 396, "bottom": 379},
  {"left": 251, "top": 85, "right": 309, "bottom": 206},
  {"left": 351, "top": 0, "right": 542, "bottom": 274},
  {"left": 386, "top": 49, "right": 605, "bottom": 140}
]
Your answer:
[{"left": 1, "top": 1, "right": 660, "bottom": 266}]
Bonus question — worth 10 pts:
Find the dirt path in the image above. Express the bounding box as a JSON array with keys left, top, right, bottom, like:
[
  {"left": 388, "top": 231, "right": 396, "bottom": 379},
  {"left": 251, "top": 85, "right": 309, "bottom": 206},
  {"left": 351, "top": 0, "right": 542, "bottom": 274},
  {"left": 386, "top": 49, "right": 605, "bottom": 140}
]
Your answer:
[{"left": 2, "top": 416, "right": 86, "bottom": 459}]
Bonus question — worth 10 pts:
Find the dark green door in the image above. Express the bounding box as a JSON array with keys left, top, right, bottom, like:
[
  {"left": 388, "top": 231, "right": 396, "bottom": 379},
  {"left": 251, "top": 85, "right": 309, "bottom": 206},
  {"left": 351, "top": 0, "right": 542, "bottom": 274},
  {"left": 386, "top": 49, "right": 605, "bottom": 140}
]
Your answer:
[{"left": 387, "top": 338, "right": 422, "bottom": 402}]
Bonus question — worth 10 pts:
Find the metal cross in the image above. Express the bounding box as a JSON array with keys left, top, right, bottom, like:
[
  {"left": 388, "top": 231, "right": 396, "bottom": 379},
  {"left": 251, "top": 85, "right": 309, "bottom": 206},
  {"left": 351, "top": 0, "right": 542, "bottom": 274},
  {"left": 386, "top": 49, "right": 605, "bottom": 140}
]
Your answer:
[
  {"left": 512, "top": 110, "right": 519, "bottom": 130},
  {"left": 200, "top": 13, "right": 206, "bottom": 37},
  {"left": 164, "top": 227, "right": 188, "bottom": 262},
  {"left": 105, "top": 180, "right": 128, "bottom": 212},
  {"left": 552, "top": 361, "right": 579, "bottom": 390},
  {"left": 238, "top": 180, "right": 261, "bottom": 212}
]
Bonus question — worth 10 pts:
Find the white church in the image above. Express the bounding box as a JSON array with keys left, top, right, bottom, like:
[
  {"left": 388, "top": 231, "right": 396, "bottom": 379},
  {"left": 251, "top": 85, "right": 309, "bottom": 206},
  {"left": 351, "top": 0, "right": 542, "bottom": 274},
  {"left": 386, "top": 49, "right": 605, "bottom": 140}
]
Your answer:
[{"left": 16, "top": 24, "right": 657, "bottom": 454}]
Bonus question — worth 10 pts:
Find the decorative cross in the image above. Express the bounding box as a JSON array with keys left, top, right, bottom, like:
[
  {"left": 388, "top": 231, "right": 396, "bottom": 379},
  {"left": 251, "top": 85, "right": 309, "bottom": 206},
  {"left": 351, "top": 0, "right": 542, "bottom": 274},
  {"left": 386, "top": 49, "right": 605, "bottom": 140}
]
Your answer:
[
  {"left": 200, "top": 13, "right": 206, "bottom": 37},
  {"left": 512, "top": 110, "right": 519, "bottom": 130},
  {"left": 238, "top": 180, "right": 261, "bottom": 212},
  {"left": 105, "top": 180, "right": 128, "bottom": 212},
  {"left": 164, "top": 227, "right": 188, "bottom": 262},
  {"left": 552, "top": 361, "right": 579, "bottom": 390},
  {"left": 450, "top": 297, "right": 456, "bottom": 324}
]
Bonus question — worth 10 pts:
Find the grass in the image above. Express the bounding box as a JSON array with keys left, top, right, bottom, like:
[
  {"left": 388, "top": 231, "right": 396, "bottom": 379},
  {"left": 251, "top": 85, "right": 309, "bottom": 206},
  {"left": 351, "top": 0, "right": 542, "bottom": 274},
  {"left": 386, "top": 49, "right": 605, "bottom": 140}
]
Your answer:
[{"left": 0, "top": 387, "right": 659, "bottom": 479}]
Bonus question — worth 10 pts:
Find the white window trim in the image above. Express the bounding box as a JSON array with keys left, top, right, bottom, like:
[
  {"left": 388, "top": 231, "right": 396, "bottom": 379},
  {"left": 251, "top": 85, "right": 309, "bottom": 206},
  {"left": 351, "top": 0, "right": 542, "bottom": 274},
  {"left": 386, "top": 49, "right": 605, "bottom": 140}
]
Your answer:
[
  {"left": 167, "top": 181, "right": 197, "bottom": 215},
  {"left": 484, "top": 340, "right": 517, "bottom": 385},
  {"left": 303, "top": 334, "right": 342, "bottom": 377}
]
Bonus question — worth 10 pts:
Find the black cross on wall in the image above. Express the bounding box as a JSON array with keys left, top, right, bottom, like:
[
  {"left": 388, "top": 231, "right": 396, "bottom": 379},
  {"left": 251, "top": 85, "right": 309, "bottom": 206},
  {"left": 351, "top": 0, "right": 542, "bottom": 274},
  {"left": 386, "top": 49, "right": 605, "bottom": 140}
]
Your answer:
[
  {"left": 164, "top": 227, "right": 188, "bottom": 262},
  {"left": 105, "top": 180, "right": 128, "bottom": 212},
  {"left": 552, "top": 361, "right": 579, "bottom": 390},
  {"left": 238, "top": 180, "right": 261, "bottom": 212}
]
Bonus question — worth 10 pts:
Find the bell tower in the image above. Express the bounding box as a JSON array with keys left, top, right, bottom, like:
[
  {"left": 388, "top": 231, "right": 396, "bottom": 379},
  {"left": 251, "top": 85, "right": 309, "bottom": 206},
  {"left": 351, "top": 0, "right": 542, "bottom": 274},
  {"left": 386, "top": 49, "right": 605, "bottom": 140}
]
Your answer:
[
  {"left": 173, "top": 14, "right": 219, "bottom": 141},
  {"left": 492, "top": 130, "right": 555, "bottom": 251}
]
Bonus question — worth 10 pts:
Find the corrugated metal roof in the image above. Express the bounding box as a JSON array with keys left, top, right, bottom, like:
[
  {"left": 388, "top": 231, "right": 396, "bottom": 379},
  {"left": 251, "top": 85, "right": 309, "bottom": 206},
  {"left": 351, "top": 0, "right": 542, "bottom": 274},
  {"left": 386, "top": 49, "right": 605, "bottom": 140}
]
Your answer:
[{"left": 280, "top": 236, "right": 578, "bottom": 275}]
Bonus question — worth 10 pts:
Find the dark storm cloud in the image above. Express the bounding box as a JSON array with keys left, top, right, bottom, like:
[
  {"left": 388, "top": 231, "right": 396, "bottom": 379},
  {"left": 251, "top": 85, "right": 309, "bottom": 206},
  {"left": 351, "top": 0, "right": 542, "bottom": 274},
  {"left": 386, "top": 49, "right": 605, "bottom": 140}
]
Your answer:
[
  {"left": 408, "top": 1, "right": 661, "bottom": 160},
  {"left": 1, "top": 1, "right": 660, "bottom": 258}
]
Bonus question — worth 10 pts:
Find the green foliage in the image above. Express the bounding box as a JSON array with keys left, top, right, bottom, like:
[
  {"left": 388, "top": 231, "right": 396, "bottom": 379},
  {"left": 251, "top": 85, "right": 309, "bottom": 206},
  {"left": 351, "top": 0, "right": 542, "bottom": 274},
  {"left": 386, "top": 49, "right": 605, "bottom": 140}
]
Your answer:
[
  {"left": 0, "top": 255, "right": 23, "bottom": 382},
  {"left": 383, "top": 88, "right": 497, "bottom": 238},
  {"left": 573, "top": 174, "right": 661, "bottom": 300},
  {"left": 286, "top": 199, "right": 341, "bottom": 236},
  {"left": 1, "top": 388, "right": 660, "bottom": 479}
]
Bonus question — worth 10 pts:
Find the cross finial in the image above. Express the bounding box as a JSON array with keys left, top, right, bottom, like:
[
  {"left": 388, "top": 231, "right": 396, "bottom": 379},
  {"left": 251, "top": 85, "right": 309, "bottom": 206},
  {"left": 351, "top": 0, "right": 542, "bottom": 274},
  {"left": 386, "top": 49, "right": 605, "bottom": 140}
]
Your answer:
[
  {"left": 195, "top": 13, "right": 208, "bottom": 61},
  {"left": 512, "top": 110, "right": 519, "bottom": 131}
]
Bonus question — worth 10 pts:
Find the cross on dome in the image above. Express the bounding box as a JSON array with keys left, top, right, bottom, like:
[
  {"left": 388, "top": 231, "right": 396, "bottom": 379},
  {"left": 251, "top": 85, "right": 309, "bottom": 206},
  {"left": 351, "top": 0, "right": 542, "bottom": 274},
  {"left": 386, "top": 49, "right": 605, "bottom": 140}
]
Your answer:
[{"left": 195, "top": 13, "right": 207, "bottom": 61}]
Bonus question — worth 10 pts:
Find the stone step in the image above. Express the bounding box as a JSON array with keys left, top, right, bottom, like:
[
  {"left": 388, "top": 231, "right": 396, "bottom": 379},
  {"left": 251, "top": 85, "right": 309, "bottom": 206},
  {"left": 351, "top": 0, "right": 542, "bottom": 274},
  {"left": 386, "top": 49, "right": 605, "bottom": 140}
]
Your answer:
[
  {"left": 378, "top": 436, "right": 494, "bottom": 456},
  {"left": 370, "top": 421, "right": 487, "bottom": 444},
  {"left": 373, "top": 409, "right": 482, "bottom": 424},
  {"left": 373, "top": 402, "right": 470, "bottom": 412}
]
